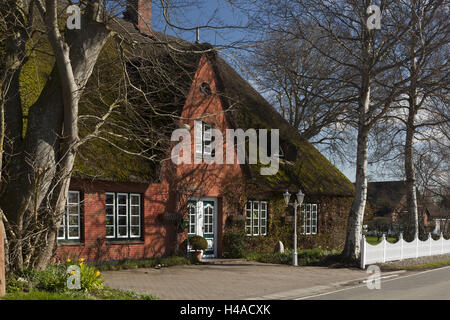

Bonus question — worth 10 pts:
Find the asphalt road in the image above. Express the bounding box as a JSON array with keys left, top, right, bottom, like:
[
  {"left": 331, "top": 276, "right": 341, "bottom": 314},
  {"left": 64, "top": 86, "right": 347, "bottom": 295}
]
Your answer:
[{"left": 301, "top": 266, "right": 450, "bottom": 300}]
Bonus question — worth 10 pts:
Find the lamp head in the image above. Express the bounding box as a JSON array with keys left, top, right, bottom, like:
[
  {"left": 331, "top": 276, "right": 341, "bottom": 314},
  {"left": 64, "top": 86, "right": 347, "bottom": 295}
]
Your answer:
[
  {"left": 296, "top": 189, "right": 305, "bottom": 206},
  {"left": 283, "top": 190, "right": 291, "bottom": 207}
]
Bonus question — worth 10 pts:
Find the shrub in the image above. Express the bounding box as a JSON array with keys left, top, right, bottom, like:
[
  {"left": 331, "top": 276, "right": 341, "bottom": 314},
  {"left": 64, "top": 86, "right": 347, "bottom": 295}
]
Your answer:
[
  {"left": 34, "top": 264, "right": 68, "bottom": 292},
  {"left": 246, "top": 248, "right": 341, "bottom": 266},
  {"left": 79, "top": 263, "right": 104, "bottom": 292},
  {"left": 7, "top": 259, "right": 104, "bottom": 293},
  {"left": 6, "top": 272, "right": 34, "bottom": 293},
  {"left": 189, "top": 235, "right": 208, "bottom": 251},
  {"left": 222, "top": 230, "right": 246, "bottom": 258}
]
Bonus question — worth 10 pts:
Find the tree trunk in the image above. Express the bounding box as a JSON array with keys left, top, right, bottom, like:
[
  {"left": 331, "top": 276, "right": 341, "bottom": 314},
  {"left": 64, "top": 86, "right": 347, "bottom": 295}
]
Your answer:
[
  {"left": 341, "top": 81, "right": 371, "bottom": 263},
  {"left": 0, "top": 17, "right": 110, "bottom": 270},
  {"left": 0, "top": 217, "right": 5, "bottom": 297},
  {"left": 405, "top": 108, "right": 418, "bottom": 240},
  {"left": 342, "top": 126, "right": 369, "bottom": 262}
]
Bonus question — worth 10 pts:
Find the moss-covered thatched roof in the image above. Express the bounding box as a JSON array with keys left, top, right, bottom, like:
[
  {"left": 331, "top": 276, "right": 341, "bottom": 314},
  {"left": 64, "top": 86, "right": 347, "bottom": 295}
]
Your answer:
[
  {"left": 210, "top": 56, "right": 354, "bottom": 197},
  {"left": 73, "top": 19, "right": 207, "bottom": 183},
  {"left": 70, "top": 17, "right": 354, "bottom": 196}
]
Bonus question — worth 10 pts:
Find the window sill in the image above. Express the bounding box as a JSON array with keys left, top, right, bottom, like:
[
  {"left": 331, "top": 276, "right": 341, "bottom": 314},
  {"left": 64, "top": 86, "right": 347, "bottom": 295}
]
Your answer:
[
  {"left": 58, "top": 241, "right": 84, "bottom": 246},
  {"left": 106, "top": 239, "right": 145, "bottom": 245}
]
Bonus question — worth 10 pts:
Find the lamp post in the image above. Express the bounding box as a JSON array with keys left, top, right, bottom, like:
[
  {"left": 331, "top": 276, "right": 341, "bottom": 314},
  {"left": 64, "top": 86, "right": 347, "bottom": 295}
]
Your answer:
[{"left": 284, "top": 189, "right": 305, "bottom": 266}]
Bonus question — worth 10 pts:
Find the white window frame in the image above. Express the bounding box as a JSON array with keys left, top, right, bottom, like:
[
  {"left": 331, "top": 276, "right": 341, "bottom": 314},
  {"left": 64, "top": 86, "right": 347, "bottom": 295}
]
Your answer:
[
  {"left": 260, "top": 201, "right": 268, "bottom": 236},
  {"left": 204, "top": 203, "right": 214, "bottom": 234},
  {"left": 301, "top": 203, "right": 318, "bottom": 235},
  {"left": 245, "top": 201, "right": 268, "bottom": 236},
  {"left": 130, "top": 194, "right": 141, "bottom": 239},
  {"left": 106, "top": 193, "right": 142, "bottom": 240},
  {"left": 245, "top": 201, "right": 253, "bottom": 236},
  {"left": 116, "top": 193, "right": 129, "bottom": 239},
  {"left": 195, "top": 121, "right": 214, "bottom": 159},
  {"left": 188, "top": 202, "right": 197, "bottom": 235},
  {"left": 58, "top": 191, "right": 81, "bottom": 241},
  {"left": 203, "top": 122, "right": 213, "bottom": 157},
  {"left": 106, "top": 192, "right": 116, "bottom": 239}
]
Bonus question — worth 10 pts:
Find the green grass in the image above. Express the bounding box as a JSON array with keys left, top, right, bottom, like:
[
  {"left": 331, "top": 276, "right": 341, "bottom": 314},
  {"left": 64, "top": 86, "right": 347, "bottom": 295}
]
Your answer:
[
  {"left": 379, "top": 259, "right": 450, "bottom": 271},
  {"left": 2, "top": 291, "right": 95, "bottom": 300},
  {"left": 2, "top": 287, "right": 158, "bottom": 300},
  {"left": 365, "top": 236, "right": 398, "bottom": 245},
  {"left": 91, "top": 256, "right": 193, "bottom": 271}
]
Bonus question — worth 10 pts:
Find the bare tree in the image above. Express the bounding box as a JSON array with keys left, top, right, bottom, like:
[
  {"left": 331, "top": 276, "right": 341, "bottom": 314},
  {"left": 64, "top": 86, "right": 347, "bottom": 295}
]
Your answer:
[
  {"left": 0, "top": 0, "right": 245, "bottom": 271},
  {"left": 368, "top": 1, "right": 449, "bottom": 239},
  {"left": 398, "top": 0, "right": 449, "bottom": 240},
  {"left": 246, "top": 24, "right": 355, "bottom": 159},
  {"left": 241, "top": 0, "right": 431, "bottom": 261}
]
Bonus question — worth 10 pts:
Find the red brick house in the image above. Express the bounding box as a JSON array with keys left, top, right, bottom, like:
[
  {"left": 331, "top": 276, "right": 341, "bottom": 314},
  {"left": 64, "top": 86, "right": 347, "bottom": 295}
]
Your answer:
[{"left": 56, "top": 0, "right": 354, "bottom": 261}]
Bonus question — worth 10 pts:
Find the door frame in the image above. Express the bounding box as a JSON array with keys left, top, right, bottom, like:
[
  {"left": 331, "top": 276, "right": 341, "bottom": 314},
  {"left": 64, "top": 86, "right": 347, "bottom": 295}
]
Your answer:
[{"left": 189, "top": 197, "right": 218, "bottom": 258}]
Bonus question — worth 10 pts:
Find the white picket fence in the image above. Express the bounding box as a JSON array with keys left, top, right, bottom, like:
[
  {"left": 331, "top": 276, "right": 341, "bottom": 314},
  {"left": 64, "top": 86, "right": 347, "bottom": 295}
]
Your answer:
[{"left": 360, "top": 233, "right": 450, "bottom": 269}]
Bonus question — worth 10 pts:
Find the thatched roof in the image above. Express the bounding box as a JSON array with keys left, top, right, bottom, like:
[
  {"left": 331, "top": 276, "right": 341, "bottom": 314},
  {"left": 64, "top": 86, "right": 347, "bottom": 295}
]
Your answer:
[
  {"left": 367, "top": 181, "right": 407, "bottom": 216},
  {"left": 424, "top": 202, "right": 450, "bottom": 219},
  {"left": 73, "top": 17, "right": 354, "bottom": 197},
  {"left": 209, "top": 55, "right": 353, "bottom": 196}
]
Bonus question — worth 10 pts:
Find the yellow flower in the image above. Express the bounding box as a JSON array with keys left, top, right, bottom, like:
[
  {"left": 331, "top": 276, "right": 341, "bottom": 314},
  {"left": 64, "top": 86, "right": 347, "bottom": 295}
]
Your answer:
[
  {"left": 71, "top": 270, "right": 76, "bottom": 275},
  {"left": 66, "top": 258, "right": 71, "bottom": 263},
  {"left": 80, "top": 262, "right": 84, "bottom": 267},
  {"left": 96, "top": 271, "right": 101, "bottom": 277},
  {"left": 80, "top": 258, "right": 85, "bottom": 262}
]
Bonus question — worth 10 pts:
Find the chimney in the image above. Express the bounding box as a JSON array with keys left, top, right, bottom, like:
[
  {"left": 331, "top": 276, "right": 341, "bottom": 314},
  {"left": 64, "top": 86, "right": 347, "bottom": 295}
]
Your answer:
[{"left": 125, "top": 0, "right": 152, "bottom": 35}]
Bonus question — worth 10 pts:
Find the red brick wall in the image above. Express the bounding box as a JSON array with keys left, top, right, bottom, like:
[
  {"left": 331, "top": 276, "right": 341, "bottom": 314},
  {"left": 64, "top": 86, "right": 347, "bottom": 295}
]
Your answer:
[
  {"left": 57, "top": 55, "right": 243, "bottom": 261},
  {"left": 56, "top": 179, "right": 175, "bottom": 261}
]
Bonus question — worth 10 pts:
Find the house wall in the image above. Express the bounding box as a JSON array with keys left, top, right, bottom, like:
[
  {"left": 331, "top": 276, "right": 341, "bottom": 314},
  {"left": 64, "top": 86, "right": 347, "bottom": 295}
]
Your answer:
[
  {"left": 57, "top": 54, "right": 353, "bottom": 261},
  {"left": 56, "top": 179, "right": 176, "bottom": 261},
  {"left": 57, "top": 55, "right": 243, "bottom": 261}
]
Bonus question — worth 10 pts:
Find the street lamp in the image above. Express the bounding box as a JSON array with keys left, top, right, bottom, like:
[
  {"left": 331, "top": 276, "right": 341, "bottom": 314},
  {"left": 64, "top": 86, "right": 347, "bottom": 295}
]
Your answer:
[{"left": 284, "top": 189, "right": 305, "bottom": 266}]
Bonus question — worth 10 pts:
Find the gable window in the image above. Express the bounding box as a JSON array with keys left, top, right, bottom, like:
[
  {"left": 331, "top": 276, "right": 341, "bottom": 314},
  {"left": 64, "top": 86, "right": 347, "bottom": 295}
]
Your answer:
[
  {"left": 301, "top": 204, "right": 318, "bottom": 235},
  {"left": 106, "top": 193, "right": 142, "bottom": 240},
  {"left": 245, "top": 201, "right": 268, "bottom": 236},
  {"left": 58, "top": 191, "right": 82, "bottom": 241},
  {"left": 200, "top": 82, "right": 212, "bottom": 95},
  {"left": 195, "top": 121, "right": 215, "bottom": 158}
]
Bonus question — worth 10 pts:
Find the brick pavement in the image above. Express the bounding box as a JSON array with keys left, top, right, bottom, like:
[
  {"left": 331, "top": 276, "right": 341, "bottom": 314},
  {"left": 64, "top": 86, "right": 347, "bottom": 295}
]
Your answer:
[{"left": 102, "top": 260, "right": 369, "bottom": 300}]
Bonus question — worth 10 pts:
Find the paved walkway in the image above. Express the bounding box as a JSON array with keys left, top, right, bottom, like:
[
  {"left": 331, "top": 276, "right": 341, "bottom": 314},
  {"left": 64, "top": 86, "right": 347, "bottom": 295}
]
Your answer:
[{"left": 102, "top": 260, "right": 369, "bottom": 300}]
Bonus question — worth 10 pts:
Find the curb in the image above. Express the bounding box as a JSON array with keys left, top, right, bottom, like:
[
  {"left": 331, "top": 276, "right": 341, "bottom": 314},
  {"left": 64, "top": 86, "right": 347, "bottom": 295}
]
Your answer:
[{"left": 246, "top": 270, "right": 407, "bottom": 300}]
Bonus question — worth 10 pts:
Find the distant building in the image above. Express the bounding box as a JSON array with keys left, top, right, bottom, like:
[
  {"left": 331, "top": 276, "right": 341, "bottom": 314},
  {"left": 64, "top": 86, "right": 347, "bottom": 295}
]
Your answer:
[{"left": 366, "top": 181, "right": 449, "bottom": 236}]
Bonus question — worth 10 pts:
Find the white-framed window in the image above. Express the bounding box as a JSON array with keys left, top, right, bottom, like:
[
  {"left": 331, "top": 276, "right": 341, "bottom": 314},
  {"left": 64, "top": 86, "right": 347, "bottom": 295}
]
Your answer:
[
  {"left": 245, "top": 201, "right": 268, "bottom": 236},
  {"left": 106, "top": 193, "right": 142, "bottom": 240},
  {"left": 195, "top": 121, "right": 214, "bottom": 158},
  {"left": 130, "top": 194, "right": 141, "bottom": 238},
  {"left": 58, "top": 191, "right": 81, "bottom": 241},
  {"left": 301, "top": 204, "right": 318, "bottom": 235},
  {"left": 188, "top": 202, "right": 197, "bottom": 235}
]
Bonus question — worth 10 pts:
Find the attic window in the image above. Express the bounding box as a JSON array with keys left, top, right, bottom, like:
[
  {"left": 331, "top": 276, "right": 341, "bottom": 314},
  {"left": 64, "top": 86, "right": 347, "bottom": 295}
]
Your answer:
[{"left": 200, "top": 82, "right": 211, "bottom": 95}]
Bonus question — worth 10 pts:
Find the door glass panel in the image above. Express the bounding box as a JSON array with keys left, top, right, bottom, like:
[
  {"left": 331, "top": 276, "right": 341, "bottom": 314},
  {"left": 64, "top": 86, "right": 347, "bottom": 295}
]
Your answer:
[{"left": 204, "top": 204, "right": 214, "bottom": 234}]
